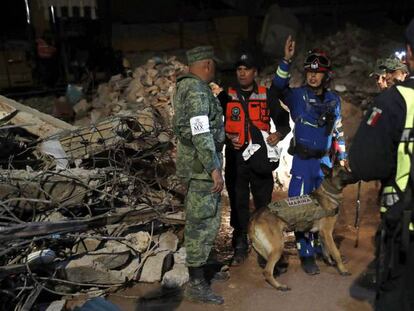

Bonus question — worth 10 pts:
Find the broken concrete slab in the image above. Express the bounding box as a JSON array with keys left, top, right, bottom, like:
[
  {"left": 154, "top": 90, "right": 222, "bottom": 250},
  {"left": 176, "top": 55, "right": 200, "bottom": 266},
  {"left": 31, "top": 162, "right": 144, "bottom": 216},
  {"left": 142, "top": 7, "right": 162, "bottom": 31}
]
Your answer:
[
  {"left": 86, "top": 241, "right": 131, "bottom": 270},
  {"left": 139, "top": 250, "right": 173, "bottom": 283},
  {"left": 0, "top": 95, "right": 75, "bottom": 138},
  {"left": 64, "top": 256, "right": 126, "bottom": 284},
  {"left": 72, "top": 238, "right": 101, "bottom": 254},
  {"left": 120, "top": 257, "right": 140, "bottom": 280},
  {"left": 125, "top": 231, "right": 151, "bottom": 253},
  {"left": 45, "top": 300, "right": 66, "bottom": 311},
  {"left": 173, "top": 247, "right": 187, "bottom": 264},
  {"left": 157, "top": 231, "right": 178, "bottom": 252},
  {"left": 161, "top": 263, "right": 189, "bottom": 288},
  {"left": 73, "top": 99, "right": 92, "bottom": 117}
]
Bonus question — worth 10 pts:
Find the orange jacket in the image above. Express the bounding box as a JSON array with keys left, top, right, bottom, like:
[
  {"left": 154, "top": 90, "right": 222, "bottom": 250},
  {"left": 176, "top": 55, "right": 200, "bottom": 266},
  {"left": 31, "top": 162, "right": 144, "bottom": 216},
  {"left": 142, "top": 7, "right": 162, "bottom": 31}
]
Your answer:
[{"left": 225, "top": 86, "right": 270, "bottom": 146}]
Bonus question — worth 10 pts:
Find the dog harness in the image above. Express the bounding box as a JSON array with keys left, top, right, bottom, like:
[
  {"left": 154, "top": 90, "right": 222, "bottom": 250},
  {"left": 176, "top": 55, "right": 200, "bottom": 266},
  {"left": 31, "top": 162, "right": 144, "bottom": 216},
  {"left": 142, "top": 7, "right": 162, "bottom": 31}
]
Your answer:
[{"left": 268, "top": 181, "right": 341, "bottom": 232}]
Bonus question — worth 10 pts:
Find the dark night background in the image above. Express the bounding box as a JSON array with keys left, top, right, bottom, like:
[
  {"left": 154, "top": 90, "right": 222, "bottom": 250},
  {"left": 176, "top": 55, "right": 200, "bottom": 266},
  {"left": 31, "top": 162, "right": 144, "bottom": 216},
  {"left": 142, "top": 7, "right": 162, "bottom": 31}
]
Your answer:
[{"left": 0, "top": 0, "right": 413, "bottom": 92}]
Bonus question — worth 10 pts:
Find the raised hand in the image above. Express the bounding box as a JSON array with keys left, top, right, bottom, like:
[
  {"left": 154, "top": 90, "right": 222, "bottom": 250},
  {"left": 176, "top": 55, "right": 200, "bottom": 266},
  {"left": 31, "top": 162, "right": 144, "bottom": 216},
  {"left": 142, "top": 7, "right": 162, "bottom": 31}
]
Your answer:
[{"left": 284, "top": 35, "right": 295, "bottom": 61}]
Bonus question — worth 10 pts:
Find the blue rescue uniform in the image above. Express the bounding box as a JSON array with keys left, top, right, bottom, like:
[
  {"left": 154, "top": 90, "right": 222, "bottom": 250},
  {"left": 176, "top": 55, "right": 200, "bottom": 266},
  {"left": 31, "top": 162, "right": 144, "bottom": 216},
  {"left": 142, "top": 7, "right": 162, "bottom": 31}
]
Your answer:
[{"left": 273, "top": 60, "right": 347, "bottom": 257}]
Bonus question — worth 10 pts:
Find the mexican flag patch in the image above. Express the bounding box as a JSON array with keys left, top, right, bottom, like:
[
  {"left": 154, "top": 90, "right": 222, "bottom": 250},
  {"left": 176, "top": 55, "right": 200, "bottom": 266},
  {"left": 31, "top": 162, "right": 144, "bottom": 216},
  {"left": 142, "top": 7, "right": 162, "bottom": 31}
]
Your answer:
[{"left": 367, "top": 107, "right": 382, "bottom": 126}]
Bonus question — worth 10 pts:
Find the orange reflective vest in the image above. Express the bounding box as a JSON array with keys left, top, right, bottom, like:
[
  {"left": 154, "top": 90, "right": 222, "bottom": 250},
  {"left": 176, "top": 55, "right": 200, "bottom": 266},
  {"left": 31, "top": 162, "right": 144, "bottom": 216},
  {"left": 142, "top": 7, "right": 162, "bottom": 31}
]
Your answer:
[
  {"left": 225, "top": 86, "right": 270, "bottom": 146},
  {"left": 36, "top": 38, "right": 57, "bottom": 59}
]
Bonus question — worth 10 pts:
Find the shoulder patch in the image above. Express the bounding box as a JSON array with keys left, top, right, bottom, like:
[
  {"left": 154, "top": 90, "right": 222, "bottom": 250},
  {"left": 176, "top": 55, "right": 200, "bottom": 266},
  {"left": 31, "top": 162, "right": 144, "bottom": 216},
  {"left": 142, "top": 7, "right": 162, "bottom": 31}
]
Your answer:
[
  {"left": 366, "top": 107, "right": 382, "bottom": 126},
  {"left": 190, "top": 115, "right": 210, "bottom": 135}
]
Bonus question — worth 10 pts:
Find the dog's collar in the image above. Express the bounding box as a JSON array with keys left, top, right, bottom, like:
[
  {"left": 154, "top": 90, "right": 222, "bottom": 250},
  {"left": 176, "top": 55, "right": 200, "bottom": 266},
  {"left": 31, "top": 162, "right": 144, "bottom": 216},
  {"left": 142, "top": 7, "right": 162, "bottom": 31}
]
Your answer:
[
  {"left": 320, "top": 179, "right": 342, "bottom": 195},
  {"left": 317, "top": 180, "right": 343, "bottom": 208}
]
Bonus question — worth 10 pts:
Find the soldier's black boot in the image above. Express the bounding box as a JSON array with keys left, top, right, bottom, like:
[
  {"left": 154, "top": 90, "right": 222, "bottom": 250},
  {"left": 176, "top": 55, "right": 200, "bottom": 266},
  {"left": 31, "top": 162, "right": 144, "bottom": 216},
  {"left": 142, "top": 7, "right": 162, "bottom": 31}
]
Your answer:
[
  {"left": 184, "top": 266, "right": 224, "bottom": 305},
  {"left": 300, "top": 256, "right": 320, "bottom": 275},
  {"left": 231, "top": 234, "right": 248, "bottom": 266}
]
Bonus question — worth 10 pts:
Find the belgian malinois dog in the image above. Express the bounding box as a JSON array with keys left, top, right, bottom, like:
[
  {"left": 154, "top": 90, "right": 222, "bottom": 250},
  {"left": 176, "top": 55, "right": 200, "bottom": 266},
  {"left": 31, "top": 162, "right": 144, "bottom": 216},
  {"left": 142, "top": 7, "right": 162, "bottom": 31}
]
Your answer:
[{"left": 248, "top": 165, "right": 352, "bottom": 291}]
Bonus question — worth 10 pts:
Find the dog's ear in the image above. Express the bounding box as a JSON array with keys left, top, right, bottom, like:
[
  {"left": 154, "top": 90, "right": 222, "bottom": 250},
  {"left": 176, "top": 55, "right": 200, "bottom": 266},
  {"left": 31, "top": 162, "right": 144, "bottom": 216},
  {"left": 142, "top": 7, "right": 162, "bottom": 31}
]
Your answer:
[{"left": 320, "top": 163, "right": 332, "bottom": 177}]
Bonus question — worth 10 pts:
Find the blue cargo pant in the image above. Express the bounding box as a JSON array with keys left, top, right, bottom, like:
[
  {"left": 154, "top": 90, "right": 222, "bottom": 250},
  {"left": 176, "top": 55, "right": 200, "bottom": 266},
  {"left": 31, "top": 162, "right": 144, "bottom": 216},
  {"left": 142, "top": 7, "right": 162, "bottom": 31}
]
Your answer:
[{"left": 288, "top": 156, "right": 330, "bottom": 257}]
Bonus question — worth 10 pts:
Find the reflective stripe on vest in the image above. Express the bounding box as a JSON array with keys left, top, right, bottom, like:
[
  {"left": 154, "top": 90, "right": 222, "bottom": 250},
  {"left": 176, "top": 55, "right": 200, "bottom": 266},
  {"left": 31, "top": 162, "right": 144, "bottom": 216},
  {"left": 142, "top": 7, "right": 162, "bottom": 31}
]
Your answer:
[
  {"left": 381, "top": 86, "right": 414, "bottom": 222},
  {"left": 225, "top": 86, "right": 270, "bottom": 146}
]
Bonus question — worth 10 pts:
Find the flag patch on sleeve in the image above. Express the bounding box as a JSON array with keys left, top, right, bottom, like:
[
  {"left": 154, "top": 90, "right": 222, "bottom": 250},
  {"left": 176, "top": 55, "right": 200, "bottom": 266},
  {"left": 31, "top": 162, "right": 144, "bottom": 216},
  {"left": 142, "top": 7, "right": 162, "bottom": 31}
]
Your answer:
[{"left": 366, "top": 107, "right": 382, "bottom": 126}]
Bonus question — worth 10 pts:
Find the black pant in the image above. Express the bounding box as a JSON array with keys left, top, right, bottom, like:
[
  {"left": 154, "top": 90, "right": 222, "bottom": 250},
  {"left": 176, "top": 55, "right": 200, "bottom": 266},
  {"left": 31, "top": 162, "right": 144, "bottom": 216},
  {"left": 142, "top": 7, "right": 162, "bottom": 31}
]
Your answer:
[
  {"left": 225, "top": 147, "right": 274, "bottom": 238},
  {"left": 376, "top": 235, "right": 414, "bottom": 311}
]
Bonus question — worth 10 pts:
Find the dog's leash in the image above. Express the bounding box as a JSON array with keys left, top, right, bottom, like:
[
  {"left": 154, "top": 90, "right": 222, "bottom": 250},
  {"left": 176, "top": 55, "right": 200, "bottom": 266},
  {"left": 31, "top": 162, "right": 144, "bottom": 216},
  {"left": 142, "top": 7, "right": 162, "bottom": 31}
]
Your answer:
[{"left": 354, "top": 181, "right": 362, "bottom": 248}]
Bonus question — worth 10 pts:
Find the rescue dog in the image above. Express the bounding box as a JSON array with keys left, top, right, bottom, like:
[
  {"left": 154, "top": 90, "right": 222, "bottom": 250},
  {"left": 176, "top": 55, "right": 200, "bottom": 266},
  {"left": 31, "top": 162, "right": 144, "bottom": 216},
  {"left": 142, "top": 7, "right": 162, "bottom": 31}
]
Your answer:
[{"left": 248, "top": 164, "right": 352, "bottom": 291}]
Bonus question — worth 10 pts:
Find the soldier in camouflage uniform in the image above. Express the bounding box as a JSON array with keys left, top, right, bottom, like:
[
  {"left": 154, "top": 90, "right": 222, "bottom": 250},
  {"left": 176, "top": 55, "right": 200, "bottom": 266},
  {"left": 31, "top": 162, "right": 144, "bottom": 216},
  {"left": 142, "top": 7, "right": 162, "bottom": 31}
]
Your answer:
[{"left": 173, "top": 46, "right": 225, "bottom": 305}]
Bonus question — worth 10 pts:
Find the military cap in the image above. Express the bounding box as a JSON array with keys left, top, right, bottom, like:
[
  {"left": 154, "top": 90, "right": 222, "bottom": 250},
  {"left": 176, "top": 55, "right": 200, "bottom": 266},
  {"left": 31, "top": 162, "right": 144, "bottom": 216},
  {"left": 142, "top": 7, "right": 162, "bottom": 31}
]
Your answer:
[
  {"left": 369, "top": 59, "right": 386, "bottom": 77},
  {"left": 186, "top": 46, "right": 218, "bottom": 64},
  {"left": 380, "top": 57, "right": 408, "bottom": 73}
]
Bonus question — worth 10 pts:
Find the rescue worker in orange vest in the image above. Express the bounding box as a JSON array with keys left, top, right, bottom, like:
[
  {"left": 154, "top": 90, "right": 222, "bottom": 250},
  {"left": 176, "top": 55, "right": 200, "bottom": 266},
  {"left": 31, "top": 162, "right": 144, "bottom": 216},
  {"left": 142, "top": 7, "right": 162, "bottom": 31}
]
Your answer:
[
  {"left": 36, "top": 32, "right": 58, "bottom": 87},
  {"left": 211, "top": 52, "right": 290, "bottom": 265}
]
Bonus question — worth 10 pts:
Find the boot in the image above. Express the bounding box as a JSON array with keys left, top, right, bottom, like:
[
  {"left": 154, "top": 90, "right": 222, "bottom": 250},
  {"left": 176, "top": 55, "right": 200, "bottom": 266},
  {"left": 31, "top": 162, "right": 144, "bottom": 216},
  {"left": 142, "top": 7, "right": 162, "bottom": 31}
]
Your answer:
[
  {"left": 300, "top": 256, "right": 320, "bottom": 275},
  {"left": 231, "top": 234, "right": 248, "bottom": 266},
  {"left": 184, "top": 266, "right": 224, "bottom": 305}
]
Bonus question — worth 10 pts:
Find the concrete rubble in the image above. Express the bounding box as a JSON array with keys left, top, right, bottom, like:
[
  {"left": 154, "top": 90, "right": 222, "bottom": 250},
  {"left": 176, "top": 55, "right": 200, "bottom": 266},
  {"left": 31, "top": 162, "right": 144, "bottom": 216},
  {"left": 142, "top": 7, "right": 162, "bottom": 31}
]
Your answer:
[{"left": 0, "top": 56, "right": 187, "bottom": 310}]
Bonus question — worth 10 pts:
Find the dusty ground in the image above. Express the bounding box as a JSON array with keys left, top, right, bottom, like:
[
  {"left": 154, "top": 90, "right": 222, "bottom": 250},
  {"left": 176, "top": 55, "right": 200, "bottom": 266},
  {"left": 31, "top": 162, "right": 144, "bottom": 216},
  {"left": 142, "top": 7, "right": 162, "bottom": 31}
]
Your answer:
[{"left": 106, "top": 179, "right": 380, "bottom": 311}]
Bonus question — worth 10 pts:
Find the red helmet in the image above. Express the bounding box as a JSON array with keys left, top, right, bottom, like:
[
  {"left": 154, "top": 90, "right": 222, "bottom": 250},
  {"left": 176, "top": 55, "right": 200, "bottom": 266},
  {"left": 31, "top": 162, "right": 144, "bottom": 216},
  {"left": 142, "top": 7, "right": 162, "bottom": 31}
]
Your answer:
[{"left": 304, "top": 49, "right": 332, "bottom": 72}]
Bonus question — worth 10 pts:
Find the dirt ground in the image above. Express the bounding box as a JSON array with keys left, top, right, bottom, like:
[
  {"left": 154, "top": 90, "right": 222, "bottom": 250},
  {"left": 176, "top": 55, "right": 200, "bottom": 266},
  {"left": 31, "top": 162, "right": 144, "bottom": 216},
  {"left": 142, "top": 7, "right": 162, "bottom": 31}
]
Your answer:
[
  {"left": 103, "top": 101, "right": 382, "bottom": 311},
  {"left": 106, "top": 181, "right": 380, "bottom": 311}
]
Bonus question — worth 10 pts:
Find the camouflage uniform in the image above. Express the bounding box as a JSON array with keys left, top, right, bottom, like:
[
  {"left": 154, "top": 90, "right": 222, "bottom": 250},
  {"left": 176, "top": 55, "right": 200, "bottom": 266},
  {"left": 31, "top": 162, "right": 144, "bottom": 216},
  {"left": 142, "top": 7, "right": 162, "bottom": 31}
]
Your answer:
[{"left": 173, "top": 49, "right": 225, "bottom": 267}]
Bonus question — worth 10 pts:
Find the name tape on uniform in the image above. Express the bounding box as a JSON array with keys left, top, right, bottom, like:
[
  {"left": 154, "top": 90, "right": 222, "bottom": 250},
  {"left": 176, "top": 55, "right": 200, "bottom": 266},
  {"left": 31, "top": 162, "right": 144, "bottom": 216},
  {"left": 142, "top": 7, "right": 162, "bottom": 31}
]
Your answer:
[
  {"left": 190, "top": 115, "right": 210, "bottom": 136},
  {"left": 270, "top": 195, "right": 314, "bottom": 209},
  {"left": 285, "top": 195, "right": 313, "bottom": 207}
]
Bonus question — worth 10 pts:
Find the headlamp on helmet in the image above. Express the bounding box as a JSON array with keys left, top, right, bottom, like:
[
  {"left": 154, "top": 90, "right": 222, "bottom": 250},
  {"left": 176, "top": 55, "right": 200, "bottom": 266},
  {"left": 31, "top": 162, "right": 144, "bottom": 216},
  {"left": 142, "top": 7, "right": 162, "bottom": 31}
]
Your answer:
[{"left": 304, "top": 49, "right": 332, "bottom": 72}]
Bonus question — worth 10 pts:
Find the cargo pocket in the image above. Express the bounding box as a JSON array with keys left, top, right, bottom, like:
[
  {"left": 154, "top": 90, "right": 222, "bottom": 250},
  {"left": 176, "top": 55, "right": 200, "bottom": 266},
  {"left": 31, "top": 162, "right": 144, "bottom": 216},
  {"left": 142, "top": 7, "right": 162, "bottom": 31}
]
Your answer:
[
  {"left": 249, "top": 103, "right": 261, "bottom": 121},
  {"left": 185, "top": 180, "right": 219, "bottom": 221}
]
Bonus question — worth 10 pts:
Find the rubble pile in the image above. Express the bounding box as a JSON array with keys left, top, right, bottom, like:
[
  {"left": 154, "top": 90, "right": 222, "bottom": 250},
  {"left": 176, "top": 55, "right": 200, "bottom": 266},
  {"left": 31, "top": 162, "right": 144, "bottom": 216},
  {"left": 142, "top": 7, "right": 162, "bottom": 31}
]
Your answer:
[
  {"left": 0, "top": 58, "right": 190, "bottom": 310},
  {"left": 258, "top": 23, "right": 403, "bottom": 109},
  {"left": 73, "top": 56, "right": 188, "bottom": 129}
]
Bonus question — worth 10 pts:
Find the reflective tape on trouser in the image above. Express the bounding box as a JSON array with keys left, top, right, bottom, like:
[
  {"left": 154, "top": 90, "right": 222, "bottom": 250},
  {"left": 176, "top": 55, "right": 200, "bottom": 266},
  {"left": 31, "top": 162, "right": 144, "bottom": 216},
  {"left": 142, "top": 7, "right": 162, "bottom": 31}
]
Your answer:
[{"left": 380, "top": 206, "right": 414, "bottom": 231}]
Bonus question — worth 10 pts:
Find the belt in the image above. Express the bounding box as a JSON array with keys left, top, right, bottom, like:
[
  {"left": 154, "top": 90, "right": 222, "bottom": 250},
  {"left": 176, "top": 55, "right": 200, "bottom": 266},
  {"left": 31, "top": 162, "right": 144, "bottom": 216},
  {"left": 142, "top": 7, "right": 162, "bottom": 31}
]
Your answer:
[{"left": 292, "top": 142, "right": 327, "bottom": 160}]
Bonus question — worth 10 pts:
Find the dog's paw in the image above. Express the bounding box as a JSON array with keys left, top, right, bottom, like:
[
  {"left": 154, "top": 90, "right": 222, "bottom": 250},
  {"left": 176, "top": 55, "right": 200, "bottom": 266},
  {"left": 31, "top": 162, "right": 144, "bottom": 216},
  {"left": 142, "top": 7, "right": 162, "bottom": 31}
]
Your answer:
[
  {"left": 339, "top": 270, "right": 351, "bottom": 276},
  {"left": 277, "top": 285, "right": 291, "bottom": 291}
]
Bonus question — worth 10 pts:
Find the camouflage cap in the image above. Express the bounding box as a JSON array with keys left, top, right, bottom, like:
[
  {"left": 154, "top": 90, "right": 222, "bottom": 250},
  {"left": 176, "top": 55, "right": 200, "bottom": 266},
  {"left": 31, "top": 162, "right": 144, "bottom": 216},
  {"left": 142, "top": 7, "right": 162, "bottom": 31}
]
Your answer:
[
  {"left": 379, "top": 57, "right": 409, "bottom": 72},
  {"left": 186, "top": 46, "right": 218, "bottom": 65},
  {"left": 369, "top": 59, "right": 386, "bottom": 77}
]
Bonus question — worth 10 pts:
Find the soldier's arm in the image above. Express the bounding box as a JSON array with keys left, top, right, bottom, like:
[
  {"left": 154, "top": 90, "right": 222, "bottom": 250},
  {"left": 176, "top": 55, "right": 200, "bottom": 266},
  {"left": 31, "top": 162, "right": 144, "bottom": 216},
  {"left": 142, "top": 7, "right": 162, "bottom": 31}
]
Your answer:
[
  {"left": 349, "top": 89, "right": 405, "bottom": 181},
  {"left": 186, "top": 88, "right": 221, "bottom": 173}
]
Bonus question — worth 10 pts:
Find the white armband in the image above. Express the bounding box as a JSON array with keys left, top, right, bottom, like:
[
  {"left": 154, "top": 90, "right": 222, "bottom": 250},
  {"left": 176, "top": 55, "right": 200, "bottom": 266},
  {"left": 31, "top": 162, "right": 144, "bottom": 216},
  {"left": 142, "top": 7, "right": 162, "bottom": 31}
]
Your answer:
[{"left": 190, "top": 115, "right": 210, "bottom": 136}]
